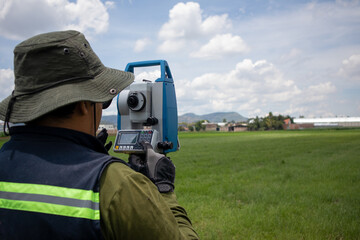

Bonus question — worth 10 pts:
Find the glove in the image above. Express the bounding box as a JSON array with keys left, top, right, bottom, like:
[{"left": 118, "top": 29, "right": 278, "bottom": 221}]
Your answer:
[
  {"left": 128, "top": 142, "right": 175, "bottom": 193},
  {"left": 96, "top": 128, "right": 113, "bottom": 152}
]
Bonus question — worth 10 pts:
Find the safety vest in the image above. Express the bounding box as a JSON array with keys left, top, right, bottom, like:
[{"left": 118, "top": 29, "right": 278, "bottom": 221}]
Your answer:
[{"left": 0, "top": 126, "right": 122, "bottom": 239}]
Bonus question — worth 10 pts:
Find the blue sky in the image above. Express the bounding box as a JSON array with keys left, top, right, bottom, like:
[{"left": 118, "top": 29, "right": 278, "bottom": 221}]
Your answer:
[{"left": 0, "top": 0, "right": 359, "bottom": 118}]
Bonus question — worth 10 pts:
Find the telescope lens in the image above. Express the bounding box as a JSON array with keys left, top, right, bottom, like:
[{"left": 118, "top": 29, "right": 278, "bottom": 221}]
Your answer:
[
  {"left": 127, "top": 95, "right": 139, "bottom": 109},
  {"left": 127, "top": 92, "right": 146, "bottom": 111}
]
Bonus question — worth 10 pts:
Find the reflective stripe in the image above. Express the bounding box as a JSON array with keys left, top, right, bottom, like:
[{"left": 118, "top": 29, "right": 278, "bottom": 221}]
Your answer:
[
  {"left": 0, "top": 181, "right": 99, "bottom": 202},
  {"left": 0, "top": 181, "right": 100, "bottom": 220},
  {"left": 0, "top": 191, "right": 99, "bottom": 210}
]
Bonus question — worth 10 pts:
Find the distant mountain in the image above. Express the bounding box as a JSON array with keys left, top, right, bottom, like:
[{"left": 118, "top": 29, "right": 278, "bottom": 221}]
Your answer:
[
  {"left": 179, "top": 112, "right": 248, "bottom": 123},
  {"left": 101, "top": 112, "right": 248, "bottom": 126},
  {"left": 101, "top": 115, "right": 117, "bottom": 125}
]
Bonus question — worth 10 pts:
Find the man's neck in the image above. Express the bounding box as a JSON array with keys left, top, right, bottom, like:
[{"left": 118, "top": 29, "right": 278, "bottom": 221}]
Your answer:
[{"left": 28, "top": 116, "right": 93, "bottom": 136}]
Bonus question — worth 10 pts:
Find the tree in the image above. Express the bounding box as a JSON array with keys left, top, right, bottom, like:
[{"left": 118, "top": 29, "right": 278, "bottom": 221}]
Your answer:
[
  {"left": 178, "top": 126, "right": 185, "bottom": 131},
  {"left": 194, "top": 120, "right": 206, "bottom": 132},
  {"left": 247, "top": 116, "right": 261, "bottom": 131},
  {"left": 188, "top": 125, "right": 194, "bottom": 132},
  {"left": 247, "top": 112, "right": 293, "bottom": 131}
]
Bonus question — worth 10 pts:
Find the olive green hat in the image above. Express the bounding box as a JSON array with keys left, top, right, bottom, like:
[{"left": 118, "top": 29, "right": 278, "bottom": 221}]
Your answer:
[{"left": 0, "top": 30, "right": 134, "bottom": 124}]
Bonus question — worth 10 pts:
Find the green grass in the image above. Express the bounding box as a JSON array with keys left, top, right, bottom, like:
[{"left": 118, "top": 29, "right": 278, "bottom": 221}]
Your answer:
[
  {"left": 1, "top": 129, "right": 359, "bottom": 239},
  {"left": 0, "top": 137, "right": 9, "bottom": 148},
  {"left": 163, "top": 130, "right": 360, "bottom": 239}
]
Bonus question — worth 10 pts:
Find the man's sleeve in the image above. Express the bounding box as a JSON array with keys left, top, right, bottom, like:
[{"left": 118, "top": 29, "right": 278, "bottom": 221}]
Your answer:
[{"left": 99, "top": 162, "right": 199, "bottom": 240}]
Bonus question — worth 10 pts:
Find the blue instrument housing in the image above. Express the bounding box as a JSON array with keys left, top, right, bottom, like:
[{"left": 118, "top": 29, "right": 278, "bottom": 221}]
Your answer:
[{"left": 117, "top": 60, "right": 179, "bottom": 154}]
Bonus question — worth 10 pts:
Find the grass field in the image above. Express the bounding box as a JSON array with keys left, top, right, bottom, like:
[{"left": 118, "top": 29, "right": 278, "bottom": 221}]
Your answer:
[
  {"left": 1, "top": 129, "right": 360, "bottom": 239},
  {"left": 174, "top": 130, "right": 360, "bottom": 240},
  {"left": 109, "top": 129, "right": 360, "bottom": 239}
]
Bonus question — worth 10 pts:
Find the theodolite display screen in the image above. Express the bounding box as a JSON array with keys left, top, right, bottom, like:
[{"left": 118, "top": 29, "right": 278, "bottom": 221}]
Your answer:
[
  {"left": 113, "top": 130, "right": 158, "bottom": 153},
  {"left": 119, "top": 133, "right": 138, "bottom": 144}
]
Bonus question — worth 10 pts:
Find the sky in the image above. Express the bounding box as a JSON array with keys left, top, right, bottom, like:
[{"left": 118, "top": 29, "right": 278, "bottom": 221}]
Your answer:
[{"left": 0, "top": 0, "right": 359, "bottom": 118}]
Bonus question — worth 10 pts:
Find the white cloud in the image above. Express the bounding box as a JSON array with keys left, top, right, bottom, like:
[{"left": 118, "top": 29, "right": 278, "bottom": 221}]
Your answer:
[
  {"left": 238, "top": 1, "right": 360, "bottom": 58},
  {"left": 134, "top": 38, "right": 151, "bottom": 52},
  {"left": 201, "top": 14, "right": 232, "bottom": 35},
  {"left": 158, "top": 2, "right": 232, "bottom": 53},
  {"left": 176, "top": 59, "right": 305, "bottom": 116},
  {"left": 280, "top": 48, "right": 302, "bottom": 62},
  {"left": 157, "top": 39, "right": 186, "bottom": 53},
  {"left": 0, "top": 0, "right": 111, "bottom": 40},
  {"left": 191, "top": 34, "right": 249, "bottom": 59},
  {"left": 158, "top": 2, "right": 202, "bottom": 40},
  {"left": 0, "top": 68, "right": 14, "bottom": 99},
  {"left": 134, "top": 70, "right": 161, "bottom": 82},
  {"left": 175, "top": 58, "right": 340, "bottom": 117},
  {"left": 336, "top": 0, "right": 360, "bottom": 7},
  {"left": 305, "top": 82, "right": 336, "bottom": 102},
  {"left": 338, "top": 54, "right": 360, "bottom": 82},
  {"left": 105, "top": 1, "right": 115, "bottom": 9}
]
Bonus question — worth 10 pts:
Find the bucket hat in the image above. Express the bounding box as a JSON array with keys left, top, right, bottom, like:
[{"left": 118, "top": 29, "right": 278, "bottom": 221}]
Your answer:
[{"left": 0, "top": 30, "right": 134, "bottom": 124}]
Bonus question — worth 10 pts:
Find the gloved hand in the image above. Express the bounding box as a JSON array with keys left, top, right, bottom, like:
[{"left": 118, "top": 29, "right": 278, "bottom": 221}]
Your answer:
[
  {"left": 96, "top": 128, "right": 112, "bottom": 152},
  {"left": 128, "top": 142, "right": 175, "bottom": 193}
]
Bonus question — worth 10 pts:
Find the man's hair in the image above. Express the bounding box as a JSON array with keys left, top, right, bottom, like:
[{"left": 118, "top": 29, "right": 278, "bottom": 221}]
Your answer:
[
  {"left": 47, "top": 102, "right": 78, "bottom": 119},
  {"left": 27, "top": 102, "right": 78, "bottom": 125}
]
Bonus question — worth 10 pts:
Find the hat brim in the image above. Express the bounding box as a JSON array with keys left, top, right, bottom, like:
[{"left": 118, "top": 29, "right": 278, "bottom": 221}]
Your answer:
[{"left": 0, "top": 67, "right": 134, "bottom": 123}]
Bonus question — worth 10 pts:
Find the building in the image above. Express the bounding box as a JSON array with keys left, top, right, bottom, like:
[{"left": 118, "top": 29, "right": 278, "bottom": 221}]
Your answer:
[
  {"left": 202, "top": 122, "right": 248, "bottom": 132},
  {"left": 98, "top": 124, "right": 117, "bottom": 134},
  {"left": 202, "top": 122, "right": 219, "bottom": 131},
  {"left": 230, "top": 123, "right": 248, "bottom": 132},
  {"left": 288, "top": 117, "right": 360, "bottom": 129}
]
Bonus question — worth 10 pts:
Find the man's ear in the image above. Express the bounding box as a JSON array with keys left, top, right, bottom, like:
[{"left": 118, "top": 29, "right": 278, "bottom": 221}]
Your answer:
[{"left": 76, "top": 101, "right": 90, "bottom": 116}]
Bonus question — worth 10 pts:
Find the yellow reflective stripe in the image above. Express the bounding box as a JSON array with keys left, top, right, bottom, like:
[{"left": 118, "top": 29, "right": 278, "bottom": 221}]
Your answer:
[
  {"left": 0, "top": 181, "right": 100, "bottom": 220},
  {"left": 0, "top": 198, "right": 100, "bottom": 220},
  {"left": 0, "top": 181, "right": 99, "bottom": 203}
]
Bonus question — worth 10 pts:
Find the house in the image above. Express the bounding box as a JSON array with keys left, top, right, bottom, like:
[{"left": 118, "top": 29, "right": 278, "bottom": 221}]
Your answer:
[
  {"left": 202, "top": 122, "right": 248, "bottom": 132},
  {"left": 231, "top": 123, "right": 248, "bottom": 132},
  {"left": 284, "top": 118, "right": 291, "bottom": 125},
  {"left": 202, "top": 122, "right": 218, "bottom": 131},
  {"left": 98, "top": 124, "right": 117, "bottom": 134}
]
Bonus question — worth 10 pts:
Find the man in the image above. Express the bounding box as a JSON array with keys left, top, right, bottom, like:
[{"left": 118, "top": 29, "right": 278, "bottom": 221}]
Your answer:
[{"left": 0, "top": 30, "right": 199, "bottom": 239}]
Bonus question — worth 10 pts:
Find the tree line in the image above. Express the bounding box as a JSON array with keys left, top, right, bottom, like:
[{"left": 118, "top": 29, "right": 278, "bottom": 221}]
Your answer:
[
  {"left": 178, "top": 120, "right": 206, "bottom": 132},
  {"left": 247, "top": 112, "right": 293, "bottom": 131},
  {"left": 178, "top": 112, "right": 294, "bottom": 132}
]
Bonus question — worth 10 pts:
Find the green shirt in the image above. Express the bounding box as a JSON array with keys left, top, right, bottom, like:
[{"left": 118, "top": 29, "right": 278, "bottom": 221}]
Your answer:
[{"left": 100, "top": 162, "right": 199, "bottom": 239}]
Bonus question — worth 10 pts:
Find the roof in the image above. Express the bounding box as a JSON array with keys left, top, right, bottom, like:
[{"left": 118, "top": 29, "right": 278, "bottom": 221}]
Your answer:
[
  {"left": 294, "top": 117, "right": 360, "bottom": 124},
  {"left": 284, "top": 118, "right": 291, "bottom": 124},
  {"left": 98, "top": 124, "right": 116, "bottom": 129}
]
